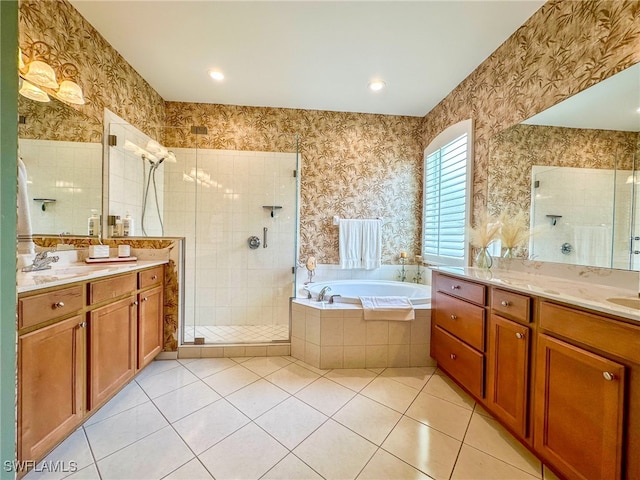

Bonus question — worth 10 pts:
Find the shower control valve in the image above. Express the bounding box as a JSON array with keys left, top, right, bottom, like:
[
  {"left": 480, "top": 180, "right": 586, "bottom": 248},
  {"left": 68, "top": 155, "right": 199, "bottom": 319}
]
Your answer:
[{"left": 248, "top": 236, "right": 261, "bottom": 249}]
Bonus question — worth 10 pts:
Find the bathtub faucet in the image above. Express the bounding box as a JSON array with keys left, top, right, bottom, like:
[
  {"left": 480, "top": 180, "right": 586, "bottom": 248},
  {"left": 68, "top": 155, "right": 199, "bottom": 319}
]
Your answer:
[{"left": 317, "top": 286, "right": 332, "bottom": 302}]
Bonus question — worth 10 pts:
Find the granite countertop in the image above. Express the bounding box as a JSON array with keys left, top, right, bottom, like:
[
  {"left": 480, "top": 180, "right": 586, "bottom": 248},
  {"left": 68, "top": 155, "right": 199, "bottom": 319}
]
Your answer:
[
  {"left": 431, "top": 266, "right": 639, "bottom": 323},
  {"left": 17, "top": 259, "right": 168, "bottom": 294}
]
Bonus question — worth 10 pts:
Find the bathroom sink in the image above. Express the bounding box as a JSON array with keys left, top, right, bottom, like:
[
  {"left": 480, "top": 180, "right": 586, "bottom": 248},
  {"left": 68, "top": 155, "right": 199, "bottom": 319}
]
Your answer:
[
  {"left": 28, "top": 265, "right": 108, "bottom": 277},
  {"left": 606, "top": 297, "right": 640, "bottom": 309}
]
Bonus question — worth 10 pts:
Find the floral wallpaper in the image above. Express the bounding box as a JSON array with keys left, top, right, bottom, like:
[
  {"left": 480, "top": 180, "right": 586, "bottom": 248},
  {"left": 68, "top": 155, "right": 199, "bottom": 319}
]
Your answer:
[
  {"left": 488, "top": 124, "right": 637, "bottom": 219},
  {"left": 17, "top": 0, "right": 165, "bottom": 142},
  {"left": 165, "top": 103, "right": 424, "bottom": 264},
  {"left": 419, "top": 0, "right": 640, "bottom": 232}
]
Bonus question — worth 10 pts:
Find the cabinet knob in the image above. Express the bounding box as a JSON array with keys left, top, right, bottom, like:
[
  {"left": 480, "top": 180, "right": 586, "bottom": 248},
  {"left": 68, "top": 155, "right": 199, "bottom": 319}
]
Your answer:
[
  {"left": 451, "top": 285, "right": 460, "bottom": 290},
  {"left": 515, "top": 332, "right": 525, "bottom": 339},
  {"left": 450, "top": 314, "right": 457, "bottom": 320},
  {"left": 132, "top": 301, "right": 139, "bottom": 306},
  {"left": 603, "top": 372, "right": 616, "bottom": 381},
  {"left": 151, "top": 275, "right": 158, "bottom": 280},
  {"left": 53, "top": 301, "right": 65, "bottom": 308},
  {"left": 78, "top": 321, "right": 87, "bottom": 328},
  {"left": 142, "top": 297, "right": 148, "bottom": 302},
  {"left": 450, "top": 354, "right": 457, "bottom": 360},
  {"left": 501, "top": 300, "right": 510, "bottom": 307}
]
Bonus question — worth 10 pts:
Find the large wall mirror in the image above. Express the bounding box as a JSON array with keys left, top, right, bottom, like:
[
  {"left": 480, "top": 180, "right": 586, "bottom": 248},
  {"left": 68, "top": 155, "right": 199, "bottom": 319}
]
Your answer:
[
  {"left": 18, "top": 96, "right": 103, "bottom": 236},
  {"left": 488, "top": 63, "right": 640, "bottom": 271}
]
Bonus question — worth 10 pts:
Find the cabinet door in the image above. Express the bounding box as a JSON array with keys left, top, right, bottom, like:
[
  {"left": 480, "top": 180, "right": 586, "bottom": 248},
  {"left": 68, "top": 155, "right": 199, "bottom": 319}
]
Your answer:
[
  {"left": 486, "top": 315, "right": 529, "bottom": 438},
  {"left": 534, "top": 334, "right": 625, "bottom": 480},
  {"left": 138, "top": 285, "right": 164, "bottom": 370},
  {"left": 18, "top": 315, "right": 85, "bottom": 462},
  {"left": 88, "top": 296, "right": 137, "bottom": 410}
]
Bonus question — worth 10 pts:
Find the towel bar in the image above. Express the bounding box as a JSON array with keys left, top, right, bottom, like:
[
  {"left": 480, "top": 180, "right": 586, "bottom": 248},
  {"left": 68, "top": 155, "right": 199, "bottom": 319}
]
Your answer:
[{"left": 332, "top": 216, "right": 383, "bottom": 226}]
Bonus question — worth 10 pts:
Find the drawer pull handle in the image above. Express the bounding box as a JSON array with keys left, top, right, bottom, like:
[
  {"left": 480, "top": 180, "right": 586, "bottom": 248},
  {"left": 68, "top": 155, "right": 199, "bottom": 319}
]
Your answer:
[
  {"left": 450, "top": 354, "right": 456, "bottom": 360},
  {"left": 501, "top": 300, "right": 510, "bottom": 307},
  {"left": 151, "top": 275, "right": 158, "bottom": 280},
  {"left": 603, "top": 372, "right": 616, "bottom": 381},
  {"left": 78, "top": 321, "right": 87, "bottom": 328},
  {"left": 132, "top": 301, "right": 139, "bottom": 306},
  {"left": 53, "top": 301, "right": 65, "bottom": 308},
  {"left": 142, "top": 297, "right": 148, "bottom": 302},
  {"left": 451, "top": 285, "right": 460, "bottom": 290},
  {"left": 515, "top": 332, "right": 525, "bottom": 339},
  {"left": 450, "top": 314, "right": 457, "bottom": 320}
]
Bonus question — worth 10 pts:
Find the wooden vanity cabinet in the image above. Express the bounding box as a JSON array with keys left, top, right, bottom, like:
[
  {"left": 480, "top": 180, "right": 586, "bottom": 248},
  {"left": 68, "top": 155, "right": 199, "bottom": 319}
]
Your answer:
[
  {"left": 18, "top": 314, "right": 85, "bottom": 463},
  {"left": 137, "top": 266, "right": 164, "bottom": 370}
]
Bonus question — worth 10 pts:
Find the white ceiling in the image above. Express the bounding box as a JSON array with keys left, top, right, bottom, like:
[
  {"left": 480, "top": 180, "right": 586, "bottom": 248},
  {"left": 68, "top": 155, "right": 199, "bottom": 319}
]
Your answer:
[
  {"left": 522, "top": 63, "right": 640, "bottom": 132},
  {"left": 69, "top": 0, "right": 544, "bottom": 117}
]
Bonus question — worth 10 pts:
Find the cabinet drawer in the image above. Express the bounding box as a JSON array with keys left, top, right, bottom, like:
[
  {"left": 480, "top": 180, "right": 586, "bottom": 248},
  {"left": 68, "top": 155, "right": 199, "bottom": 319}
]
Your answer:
[
  {"left": 432, "top": 326, "right": 484, "bottom": 398},
  {"left": 492, "top": 289, "right": 530, "bottom": 323},
  {"left": 539, "top": 301, "right": 640, "bottom": 364},
  {"left": 89, "top": 273, "right": 137, "bottom": 305},
  {"left": 434, "top": 273, "right": 486, "bottom": 305},
  {"left": 434, "top": 292, "right": 485, "bottom": 351},
  {"left": 18, "top": 285, "right": 84, "bottom": 329},
  {"left": 138, "top": 266, "right": 163, "bottom": 290}
]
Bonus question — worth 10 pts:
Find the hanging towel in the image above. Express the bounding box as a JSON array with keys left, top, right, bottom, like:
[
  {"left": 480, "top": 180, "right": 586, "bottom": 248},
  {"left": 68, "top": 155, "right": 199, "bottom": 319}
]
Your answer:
[
  {"left": 359, "top": 296, "right": 415, "bottom": 321},
  {"left": 572, "top": 225, "right": 611, "bottom": 267},
  {"left": 17, "top": 158, "right": 35, "bottom": 255},
  {"left": 361, "top": 219, "right": 381, "bottom": 270},
  {"left": 339, "top": 219, "right": 364, "bottom": 269}
]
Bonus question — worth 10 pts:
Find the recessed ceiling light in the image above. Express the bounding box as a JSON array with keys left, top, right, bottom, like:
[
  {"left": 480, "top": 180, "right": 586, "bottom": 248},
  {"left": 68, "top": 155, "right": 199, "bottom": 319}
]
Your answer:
[
  {"left": 368, "top": 80, "right": 386, "bottom": 92},
  {"left": 209, "top": 70, "right": 224, "bottom": 81}
]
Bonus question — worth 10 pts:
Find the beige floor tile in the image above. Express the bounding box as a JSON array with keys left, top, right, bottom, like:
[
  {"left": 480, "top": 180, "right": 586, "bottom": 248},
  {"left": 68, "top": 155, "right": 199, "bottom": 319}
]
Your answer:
[
  {"left": 325, "top": 368, "right": 378, "bottom": 392},
  {"left": 172, "top": 399, "right": 249, "bottom": 454},
  {"left": 136, "top": 365, "right": 199, "bottom": 399},
  {"left": 368, "top": 367, "right": 385, "bottom": 374},
  {"left": 357, "top": 448, "right": 432, "bottom": 480},
  {"left": 294, "top": 359, "right": 330, "bottom": 376},
  {"left": 84, "top": 401, "right": 168, "bottom": 460},
  {"left": 360, "top": 377, "right": 420, "bottom": 413},
  {"left": 241, "top": 356, "right": 292, "bottom": 377},
  {"left": 294, "top": 419, "right": 377, "bottom": 480},
  {"left": 406, "top": 392, "right": 472, "bottom": 440},
  {"left": 474, "top": 402, "right": 493, "bottom": 417},
  {"left": 333, "top": 395, "right": 402, "bottom": 445},
  {"left": 464, "top": 413, "right": 541, "bottom": 477},
  {"left": 135, "top": 360, "right": 182, "bottom": 381},
  {"left": 202, "top": 364, "right": 260, "bottom": 396},
  {"left": 84, "top": 381, "right": 148, "bottom": 427},
  {"left": 295, "top": 377, "right": 356, "bottom": 416},
  {"left": 543, "top": 465, "right": 563, "bottom": 480},
  {"left": 230, "top": 356, "right": 253, "bottom": 363},
  {"left": 182, "top": 358, "right": 237, "bottom": 379},
  {"left": 164, "top": 459, "right": 213, "bottom": 480},
  {"left": 64, "top": 463, "right": 100, "bottom": 480},
  {"left": 152, "top": 381, "right": 221, "bottom": 423},
  {"left": 265, "top": 362, "right": 321, "bottom": 394},
  {"left": 262, "top": 454, "right": 323, "bottom": 480},
  {"left": 380, "top": 366, "right": 436, "bottom": 390},
  {"left": 226, "top": 379, "right": 290, "bottom": 419},
  {"left": 422, "top": 373, "right": 475, "bottom": 410},
  {"left": 96, "top": 426, "right": 193, "bottom": 480},
  {"left": 382, "top": 416, "right": 461, "bottom": 480},
  {"left": 24, "top": 429, "right": 94, "bottom": 480},
  {"left": 255, "top": 397, "right": 328, "bottom": 449},
  {"left": 198, "top": 423, "right": 288, "bottom": 480},
  {"left": 451, "top": 445, "right": 539, "bottom": 480}
]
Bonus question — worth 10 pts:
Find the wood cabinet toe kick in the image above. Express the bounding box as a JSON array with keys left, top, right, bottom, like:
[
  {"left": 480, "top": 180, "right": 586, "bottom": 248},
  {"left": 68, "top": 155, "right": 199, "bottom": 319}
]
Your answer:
[{"left": 431, "top": 271, "right": 640, "bottom": 480}]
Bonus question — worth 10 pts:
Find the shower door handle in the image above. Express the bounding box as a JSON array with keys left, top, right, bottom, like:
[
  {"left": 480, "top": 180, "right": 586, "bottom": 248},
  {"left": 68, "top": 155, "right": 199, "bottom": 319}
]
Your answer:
[{"left": 263, "top": 227, "right": 268, "bottom": 248}]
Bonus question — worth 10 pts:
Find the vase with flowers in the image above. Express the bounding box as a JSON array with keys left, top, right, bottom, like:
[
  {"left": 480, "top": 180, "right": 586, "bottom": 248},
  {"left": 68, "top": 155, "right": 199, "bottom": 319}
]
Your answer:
[
  {"left": 498, "top": 210, "right": 531, "bottom": 259},
  {"left": 468, "top": 213, "right": 500, "bottom": 269}
]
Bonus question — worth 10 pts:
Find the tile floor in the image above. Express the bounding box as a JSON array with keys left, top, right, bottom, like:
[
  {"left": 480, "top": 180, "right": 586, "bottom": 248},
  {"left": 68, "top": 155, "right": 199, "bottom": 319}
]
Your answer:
[
  {"left": 184, "top": 325, "right": 290, "bottom": 344},
  {"left": 25, "top": 357, "right": 562, "bottom": 480}
]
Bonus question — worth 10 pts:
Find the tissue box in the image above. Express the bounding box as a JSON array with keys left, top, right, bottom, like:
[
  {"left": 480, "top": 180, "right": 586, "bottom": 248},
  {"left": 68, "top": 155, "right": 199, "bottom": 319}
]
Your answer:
[{"left": 88, "top": 245, "right": 110, "bottom": 259}]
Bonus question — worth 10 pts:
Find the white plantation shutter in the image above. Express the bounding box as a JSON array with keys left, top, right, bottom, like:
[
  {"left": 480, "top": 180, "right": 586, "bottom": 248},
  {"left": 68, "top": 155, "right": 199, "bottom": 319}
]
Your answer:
[{"left": 423, "top": 121, "right": 472, "bottom": 266}]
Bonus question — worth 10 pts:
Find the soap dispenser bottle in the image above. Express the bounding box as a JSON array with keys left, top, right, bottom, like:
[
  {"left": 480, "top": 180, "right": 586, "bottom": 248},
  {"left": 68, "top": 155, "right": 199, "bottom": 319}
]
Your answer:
[
  {"left": 88, "top": 209, "right": 99, "bottom": 236},
  {"left": 123, "top": 213, "right": 134, "bottom": 237}
]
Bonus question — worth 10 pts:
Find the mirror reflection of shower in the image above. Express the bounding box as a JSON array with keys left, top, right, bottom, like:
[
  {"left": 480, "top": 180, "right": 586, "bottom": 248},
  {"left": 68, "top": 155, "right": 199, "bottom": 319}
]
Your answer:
[{"left": 140, "top": 141, "right": 176, "bottom": 236}]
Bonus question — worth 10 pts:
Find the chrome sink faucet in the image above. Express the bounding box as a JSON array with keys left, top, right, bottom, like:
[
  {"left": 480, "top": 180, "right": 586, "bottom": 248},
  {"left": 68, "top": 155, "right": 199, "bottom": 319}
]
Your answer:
[
  {"left": 317, "top": 286, "right": 331, "bottom": 302},
  {"left": 22, "top": 250, "right": 59, "bottom": 272}
]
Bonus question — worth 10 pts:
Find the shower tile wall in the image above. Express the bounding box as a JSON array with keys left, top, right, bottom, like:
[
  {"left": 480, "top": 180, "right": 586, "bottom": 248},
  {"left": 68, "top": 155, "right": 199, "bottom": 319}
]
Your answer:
[
  {"left": 164, "top": 148, "right": 297, "bottom": 333},
  {"left": 19, "top": 139, "right": 102, "bottom": 234}
]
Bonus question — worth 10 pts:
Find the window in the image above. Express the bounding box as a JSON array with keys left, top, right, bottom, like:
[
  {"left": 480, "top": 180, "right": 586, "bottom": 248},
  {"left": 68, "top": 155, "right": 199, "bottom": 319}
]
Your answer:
[{"left": 422, "top": 120, "right": 472, "bottom": 266}]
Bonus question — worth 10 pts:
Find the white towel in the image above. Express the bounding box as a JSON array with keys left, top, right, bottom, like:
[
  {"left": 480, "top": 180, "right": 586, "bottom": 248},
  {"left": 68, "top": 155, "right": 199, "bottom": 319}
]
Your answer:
[
  {"left": 359, "top": 296, "right": 415, "bottom": 321},
  {"left": 339, "top": 219, "right": 382, "bottom": 270},
  {"left": 17, "top": 158, "right": 35, "bottom": 255},
  {"left": 572, "top": 225, "right": 611, "bottom": 267},
  {"left": 339, "top": 219, "right": 364, "bottom": 269}
]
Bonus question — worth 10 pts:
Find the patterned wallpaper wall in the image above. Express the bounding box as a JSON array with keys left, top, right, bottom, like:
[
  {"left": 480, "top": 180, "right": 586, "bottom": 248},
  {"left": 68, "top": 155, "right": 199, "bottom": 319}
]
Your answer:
[
  {"left": 419, "top": 0, "right": 640, "bottom": 229},
  {"left": 165, "top": 103, "right": 423, "bottom": 264},
  {"left": 488, "top": 124, "right": 638, "bottom": 220},
  {"left": 18, "top": 0, "right": 165, "bottom": 142}
]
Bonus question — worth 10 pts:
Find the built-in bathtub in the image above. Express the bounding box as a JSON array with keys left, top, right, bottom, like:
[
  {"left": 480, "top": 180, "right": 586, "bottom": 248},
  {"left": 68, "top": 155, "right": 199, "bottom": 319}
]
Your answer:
[
  {"left": 304, "top": 280, "right": 431, "bottom": 305},
  {"left": 292, "top": 280, "right": 434, "bottom": 369}
]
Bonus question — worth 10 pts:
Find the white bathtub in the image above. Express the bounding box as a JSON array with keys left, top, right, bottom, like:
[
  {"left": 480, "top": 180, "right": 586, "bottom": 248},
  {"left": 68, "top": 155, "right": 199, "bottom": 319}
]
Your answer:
[{"left": 303, "top": 280, "right": 431, "bottom": 305}]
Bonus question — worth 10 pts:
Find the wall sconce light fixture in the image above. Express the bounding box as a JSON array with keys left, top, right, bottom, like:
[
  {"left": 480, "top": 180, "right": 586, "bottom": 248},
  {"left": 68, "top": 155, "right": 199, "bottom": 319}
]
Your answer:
[{"left": 18, "top": 42, "right": 85, "bottom": 105}]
